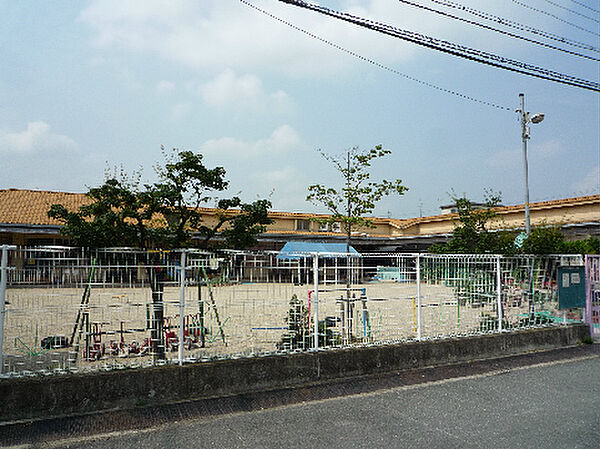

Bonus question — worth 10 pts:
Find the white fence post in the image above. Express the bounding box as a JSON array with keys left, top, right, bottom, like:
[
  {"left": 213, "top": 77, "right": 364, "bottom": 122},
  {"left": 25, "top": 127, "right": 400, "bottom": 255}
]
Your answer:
[
  {"left": 0, "top": 245, "right": 12, "bottom": 375},
  {"left": 313, "top": 253, "right": 319, "bottom": 350},
  {"left": 178, "top": 250, "right": 186, "bottom": 365},
  {"left": 496, "top": 256, "right": 503, "bottom": 331},
  {"left": 417, "top": 254, "right": 422, "bottom": 340},
  {"left": 584, "top": 255, "right": 589, "bottom": 326}
]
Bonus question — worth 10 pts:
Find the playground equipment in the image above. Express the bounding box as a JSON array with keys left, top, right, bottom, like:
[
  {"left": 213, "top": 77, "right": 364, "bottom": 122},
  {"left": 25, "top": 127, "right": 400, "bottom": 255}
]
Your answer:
[
  {"left": 69, "top": 258, "right": 97, "bottom": 361},
  {"left": 83, "top": 321, "right": 106, "bottom": 361},
  {"left": 201, "top": 267, "right": 227, "bottom": 346},
  {"left": 313, "top": 286, "right": 372, "bottom": 344}
]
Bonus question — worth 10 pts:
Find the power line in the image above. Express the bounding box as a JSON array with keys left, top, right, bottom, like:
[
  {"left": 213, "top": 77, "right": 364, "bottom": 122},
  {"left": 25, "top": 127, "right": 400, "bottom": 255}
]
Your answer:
[
  {"left": 239, "top": 0, "right": 512, "bottom": 110},
  {"left": 511, "top": 0, "right": 600, "bottom": 36},
  {"left": 568, "top": 0, "right": 600, "bottom": 15},
  {"left": 539, "top": 0, "right": 600, "bottom": 23},
  {"left": 276, "top": 0, "right": 600, "bottom": 92},
  {"left": 431, "top": 0, "right": 599, "bottom": 53},
  {"left": 395, "top": 0, "right": 599, "bottom": 61}
]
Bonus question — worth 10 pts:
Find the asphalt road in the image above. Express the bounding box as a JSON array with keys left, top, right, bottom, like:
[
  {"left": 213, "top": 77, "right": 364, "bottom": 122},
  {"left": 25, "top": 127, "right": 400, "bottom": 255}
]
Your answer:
[{"left": 29, "top": 353, "right": 599, "bottom": 449}]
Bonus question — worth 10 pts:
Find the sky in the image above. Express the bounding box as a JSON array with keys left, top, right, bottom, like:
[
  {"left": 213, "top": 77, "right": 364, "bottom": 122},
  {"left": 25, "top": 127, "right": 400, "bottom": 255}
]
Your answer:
[{"left": 1, "top": 0, "right": 598, "bottom": 219}]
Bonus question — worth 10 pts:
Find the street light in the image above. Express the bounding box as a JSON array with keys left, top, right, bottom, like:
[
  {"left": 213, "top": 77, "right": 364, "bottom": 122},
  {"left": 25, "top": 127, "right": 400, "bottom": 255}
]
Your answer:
[{"left": 517, "top": 93, "right": 545, "bottom": 235}]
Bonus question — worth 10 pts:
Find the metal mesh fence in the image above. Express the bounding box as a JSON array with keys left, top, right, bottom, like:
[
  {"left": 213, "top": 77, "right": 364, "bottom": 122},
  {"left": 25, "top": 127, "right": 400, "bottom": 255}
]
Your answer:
[
  {"left": 586, "top": 255, "right": 600, "bottom": 339},
  {"left": 0, "top": 246, "right": 585, "bottom": 377}
]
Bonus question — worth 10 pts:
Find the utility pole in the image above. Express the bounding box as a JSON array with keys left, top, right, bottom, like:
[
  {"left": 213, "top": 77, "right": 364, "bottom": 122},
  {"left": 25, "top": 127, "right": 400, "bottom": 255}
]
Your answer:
[
  {"left": 519, "top": 93, "right": 531, "bottom": 235},
  {"left": 517, "top": 93, "right": 545, "bottom": 235},
  {"left": 345, "top": 149, "right": 352, "bottom": 343}
]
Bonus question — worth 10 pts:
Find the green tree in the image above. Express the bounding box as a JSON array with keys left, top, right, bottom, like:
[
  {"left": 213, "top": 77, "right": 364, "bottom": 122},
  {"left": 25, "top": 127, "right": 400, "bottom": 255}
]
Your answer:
[
  {"left": 520, "top": 225, "right": 564, "bottom": 254},
  {"left": 560, "top": 236, "right": 600, "bottom": 254},
  {"left": 429, "top": 191, "right": 514, "bottom": 254},
  {"left": 277, "top": 294, "right": 341, "bottom": 351},
  {"left": 307, "top": 145, "right": 407, "bottom": 342},
  {"left": 48, "top": 174, "right": 164, "bottom": 249},
  {"left": 49, "top": 148, "right": 273, "bottom": 250},
  {"left": 48, "top": 148, "right": 273, "bottom": 359},
  {"left": 306, "top": 145, "right": 408, "bottom": 253},
  {"left": 521, "top": 226, "right": 599, "bottom": 255}
]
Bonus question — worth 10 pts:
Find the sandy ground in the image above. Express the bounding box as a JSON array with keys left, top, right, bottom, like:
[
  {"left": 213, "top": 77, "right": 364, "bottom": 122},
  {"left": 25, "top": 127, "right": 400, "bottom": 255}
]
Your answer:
[{"left": 2, "top": 281, "right": 559, "bottom": 374}]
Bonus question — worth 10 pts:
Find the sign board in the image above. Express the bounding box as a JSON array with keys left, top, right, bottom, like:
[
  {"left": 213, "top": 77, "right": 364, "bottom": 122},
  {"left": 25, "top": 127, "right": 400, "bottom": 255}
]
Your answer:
[
  {"left": 558, "top": 266, "right": 586, "bottom": 309},
  {"left": 514, "top": 232, "right": 527, "bottom": 249}
]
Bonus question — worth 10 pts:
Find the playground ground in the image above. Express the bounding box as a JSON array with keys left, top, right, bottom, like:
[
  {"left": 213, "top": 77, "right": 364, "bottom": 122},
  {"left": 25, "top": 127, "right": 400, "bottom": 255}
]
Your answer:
[{"left": 2, "top": 280, "right": 542, "bottom": 374}]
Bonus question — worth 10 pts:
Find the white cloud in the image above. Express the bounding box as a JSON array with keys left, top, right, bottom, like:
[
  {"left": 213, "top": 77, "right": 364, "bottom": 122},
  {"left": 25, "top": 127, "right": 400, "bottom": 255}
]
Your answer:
[
  {"left": 78, "top": 0, "right": 472, "bottom": 78},
  {"left": 116, "top": 68, "right": 142, "bottom": 90},
  {"left": 260, "top": 166, "right": 300, "bottom": 183},
  {"left": 79, "top": 1, "right": 536, "bottom": 78},
  {"left": 156, "top": 80, "right": 175, "bottom": 94},
  {"left": 199, "top": 70, "right": 261, "bottom": 106},
  {"left": 571, "top": 166, "right": 600, "bottom": 195},
  {"left": 485, "top": 148, "right": 518, "bottom": 169},
  {"left": 485, "top": 140, "right": 563, "bottom": 168},
  {"left": 531, "top": 140, "right": 562, "bottom": 160},
  {"left": 201, "top": 124, "right": 301, "bottom": 158},
  {"left": 252, "top": 166, "right": 308, "bottom": 210},
  {"left": 0, "top": 122, "right": 77, "bottom": 154},
  {"left": 197, "top": 69, "right": 292, "bottom": 113},
  {"left": 89, "top": 56, "right": 106, "bottom": 66},
  {"left": 170, "top": 103, "right": 191, "bottom": 122}
]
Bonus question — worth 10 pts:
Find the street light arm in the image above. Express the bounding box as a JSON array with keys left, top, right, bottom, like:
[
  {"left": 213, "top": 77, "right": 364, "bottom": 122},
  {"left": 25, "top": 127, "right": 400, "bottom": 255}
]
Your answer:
[{"left": 518, "top": 93, "right": 544, "bottom": 235}]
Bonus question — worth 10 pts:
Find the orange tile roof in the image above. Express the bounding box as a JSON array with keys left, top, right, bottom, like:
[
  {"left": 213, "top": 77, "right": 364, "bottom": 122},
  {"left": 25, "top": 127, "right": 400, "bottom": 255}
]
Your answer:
[
  {"left": 0, "top": 188, "right": 395, "bottom": 226},
  {"left": 389, "top": 194, "right": 600, "bottom": 228},
  {"left": 0, "top": 189, "right": 90, "bottom": 226},
  {"left": 0, "top": 189, "right": 597, "bottom": 233}
]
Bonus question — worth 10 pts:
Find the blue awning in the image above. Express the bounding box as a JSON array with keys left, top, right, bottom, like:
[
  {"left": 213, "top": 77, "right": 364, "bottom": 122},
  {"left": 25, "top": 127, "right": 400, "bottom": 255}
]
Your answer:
[{"left": 276, "top": 241, "right": 360, "bottom": 260}]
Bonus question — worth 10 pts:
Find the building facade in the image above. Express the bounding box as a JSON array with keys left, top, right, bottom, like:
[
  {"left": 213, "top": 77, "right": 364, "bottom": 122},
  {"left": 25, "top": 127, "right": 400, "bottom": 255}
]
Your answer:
[{"left": 0, "top": 189, "right": 598, "bottom": 251}]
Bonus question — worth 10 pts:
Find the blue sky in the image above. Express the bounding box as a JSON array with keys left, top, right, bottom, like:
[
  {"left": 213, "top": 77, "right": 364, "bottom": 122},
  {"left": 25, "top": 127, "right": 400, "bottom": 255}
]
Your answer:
[{"left": 1, "top": 0, "right": 598, "bottom": 218}]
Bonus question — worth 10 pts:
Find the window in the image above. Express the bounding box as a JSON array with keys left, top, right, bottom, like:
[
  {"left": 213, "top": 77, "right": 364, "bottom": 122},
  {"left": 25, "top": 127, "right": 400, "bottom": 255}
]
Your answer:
[
  {"left": 317, "top": 222, "right": 341, "bottom": 232},
  {"left": 295, "top": 219, "right": 311, "bottom": 231}
]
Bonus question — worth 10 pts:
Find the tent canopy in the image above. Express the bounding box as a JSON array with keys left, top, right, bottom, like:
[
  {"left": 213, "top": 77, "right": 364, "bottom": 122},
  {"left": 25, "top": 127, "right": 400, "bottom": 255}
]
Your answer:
[{"left": 276, "top": 241, "right": 360, "bottom": 260}]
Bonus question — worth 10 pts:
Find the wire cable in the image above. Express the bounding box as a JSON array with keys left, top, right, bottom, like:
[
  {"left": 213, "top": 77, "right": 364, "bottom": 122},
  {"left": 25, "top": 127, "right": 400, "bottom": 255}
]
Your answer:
[
  {"left": 511, "top": 0, "right": 600, "bottom": 36},
  {"left": 239, "top": 0, "right": 513, "bottom": 110},
  {"left": 395, "top": 0, "right": 599, "bottom": 61},
  {"left": 539, "top": 0, "right": 600, "bottom": 23},
  {"left": 276, "top": 0, "right": 600, "bottom": 92},
  {"left": 568, "top": 0, "right": 600, "bottom": 15},
  {"left": 431, "top": 0, "right": 599, "bottom": 53}
]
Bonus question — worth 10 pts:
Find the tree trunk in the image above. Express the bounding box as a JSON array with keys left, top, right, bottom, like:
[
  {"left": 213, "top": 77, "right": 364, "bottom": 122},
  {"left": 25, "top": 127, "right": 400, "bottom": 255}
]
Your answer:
[{"left": 345, "top": 224, "right": 352, "bottom": 343}]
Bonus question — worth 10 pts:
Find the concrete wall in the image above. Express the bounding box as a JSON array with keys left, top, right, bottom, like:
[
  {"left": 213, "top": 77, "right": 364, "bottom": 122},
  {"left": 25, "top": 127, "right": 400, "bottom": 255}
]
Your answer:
[{"left": 0, "top": 324, "right": 589, "bottom": 422}]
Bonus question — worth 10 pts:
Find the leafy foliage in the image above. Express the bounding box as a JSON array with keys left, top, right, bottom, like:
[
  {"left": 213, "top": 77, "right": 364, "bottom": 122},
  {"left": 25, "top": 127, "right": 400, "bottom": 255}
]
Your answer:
[
  {"left": 48, "top": 148, "right": 273, "bottom": 249},
  {"left": 428, "top": 192, "right": 599, "bottom": 255},
  {"left": 278, "top": 294, "right": 312, "bottom": 350},
  {"left": 48, "top": 176, "right": 163, "bottom": 248},
  {"left": 479, "top": 313, "right": 510, "bottom": 332},
  {"left": 428, "top": 191, "right": 514, "bottom": 254},
  {"left": 522, "top": 226, "right": 599, "bottom": 255},
  {"left": 277, "top": 294, "right": 341, "bottom": 350},
  {"left": 520, "top": 225, "right": 563, "bottom": 255},
  {"left": 306, "top": 145, "right": 407, "bottom": 238},
  {"left": 561, "top": 236, "right": 600, "bottom": 254}
]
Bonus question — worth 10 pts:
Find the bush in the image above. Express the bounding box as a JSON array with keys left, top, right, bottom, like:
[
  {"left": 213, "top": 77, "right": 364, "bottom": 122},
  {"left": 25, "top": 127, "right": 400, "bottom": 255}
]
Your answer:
[
  {"left": 521, "top": 226, "right": 563, "bottom": 254},
  {"left": 278, "top": 294, "right": 312, "bottom": 351},
  {"left": 517, "top": 313, "right": 552, "bottom": 327},
  {"left": 277, "top": 294, "right": 341, "bottom": 350},
  {"left": 479, "top": 313, "right": 510, "bottom": 332},
  {"left": 560, "top": 237, "right": 600, "bottom": 255}
]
